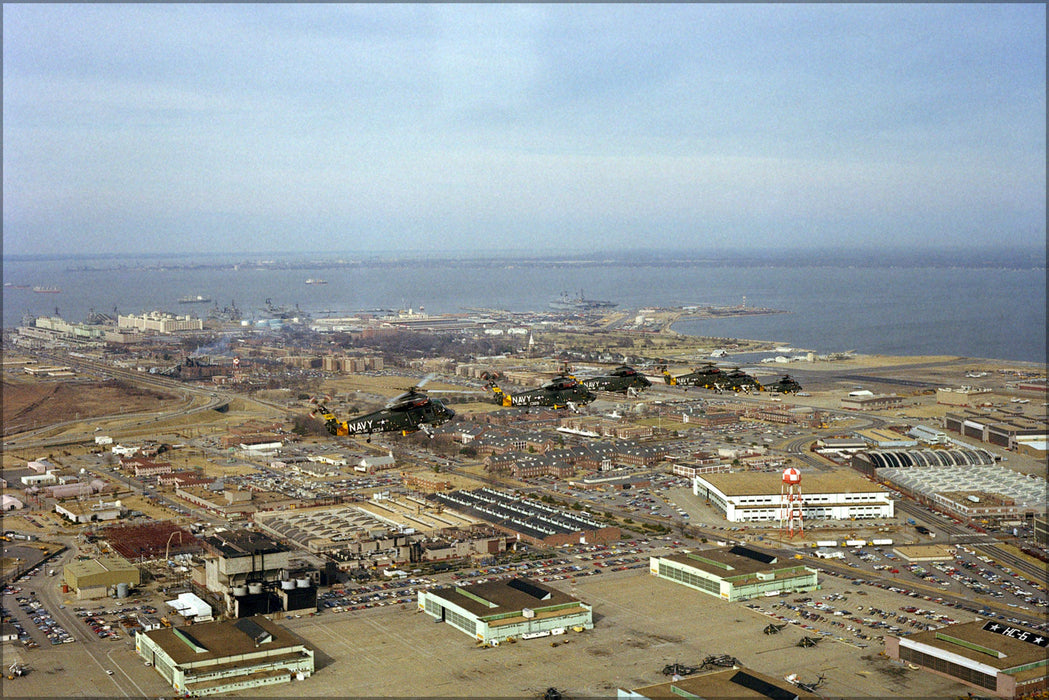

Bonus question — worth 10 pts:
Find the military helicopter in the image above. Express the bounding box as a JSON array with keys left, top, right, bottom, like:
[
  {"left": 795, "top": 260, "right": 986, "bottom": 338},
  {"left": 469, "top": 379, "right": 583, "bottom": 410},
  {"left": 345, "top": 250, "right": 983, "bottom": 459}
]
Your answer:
[
  {"left": 579, "top": 365, "right": 652, "bottom": 396},
  {"left": 660, "top": 362, "right": 724, "bottom": 389},
  {"left": 483, "top": 365, "right": 596, "bottom": 410},
  {"left": 660, "top": 363, "right": 762, "bottom": 393},
  {"left": 309, "top": 377, "right": 455, "bottom": 441},
  {"left": 762, "top": 374, "right": 803, "bottom": 394},
  {"left": 719, "top": 367, "right": 763, "bottom": 393}
]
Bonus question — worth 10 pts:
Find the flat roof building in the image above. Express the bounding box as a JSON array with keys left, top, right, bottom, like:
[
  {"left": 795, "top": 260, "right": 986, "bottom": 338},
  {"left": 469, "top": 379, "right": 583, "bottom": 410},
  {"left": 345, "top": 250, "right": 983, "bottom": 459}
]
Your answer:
[
  {"left": 418, "top": 577, "right": 593, "bottom": 644},
  {"left": 885, "top": 619, "right": 1048, "bottom": 698},
  {"left": 692, "top": 469, "right": 893, "bottom": 523},
  {"left": 63, "top": 555, "right": 140, "bottom": 599},
  {"left": 619, "top": 666, "right": 821, "bottom": 700},
  {"left": 650, "top": 546, "right": 819, "bottom": 602},
  {"left": 136, "top": 615, "right": 314, "bottom": 696}
]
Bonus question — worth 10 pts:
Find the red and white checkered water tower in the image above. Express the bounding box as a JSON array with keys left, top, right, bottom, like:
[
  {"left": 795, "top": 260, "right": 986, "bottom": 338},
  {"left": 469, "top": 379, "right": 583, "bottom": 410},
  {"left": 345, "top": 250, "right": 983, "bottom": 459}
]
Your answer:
[{"left": 780, "top": 466, "right": 804, "bottom": 537}]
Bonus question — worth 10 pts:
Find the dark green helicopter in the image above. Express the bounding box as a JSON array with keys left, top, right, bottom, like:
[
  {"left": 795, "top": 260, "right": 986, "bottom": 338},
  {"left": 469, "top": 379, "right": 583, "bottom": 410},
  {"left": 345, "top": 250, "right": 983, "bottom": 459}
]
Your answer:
[
  {"left": 660, "top": 363, "right": 762, "bottom": 393},
  {"left": 483, "top": 366, "right": 597, "bottom": 410},
  {"left": 660, "top": 362, "right": 724, "bottom": 388},
  {"left": 309, "top": 378, "right": 455, "bottom": 441},
  {"left": 580, "top": 365, "right": 653, "bottom": 395},
  {"left": 762, "top": 374, "right": 803, "bottom": 394}
]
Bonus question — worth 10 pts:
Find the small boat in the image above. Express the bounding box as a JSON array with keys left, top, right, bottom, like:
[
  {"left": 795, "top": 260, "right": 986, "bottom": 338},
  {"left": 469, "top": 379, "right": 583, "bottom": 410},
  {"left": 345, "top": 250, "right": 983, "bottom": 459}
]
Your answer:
[
  {"left": 33, "top": 286, "right": 61, "bottom": 294},
  {"left": 178, "top": 295, "right": 212, "bottom": 304}
]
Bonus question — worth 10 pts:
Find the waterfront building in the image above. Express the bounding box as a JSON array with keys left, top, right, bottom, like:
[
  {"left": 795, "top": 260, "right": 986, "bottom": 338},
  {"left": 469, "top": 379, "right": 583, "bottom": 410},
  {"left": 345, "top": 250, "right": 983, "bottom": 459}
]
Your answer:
[{"left": 117, "top": 311, "right": 203, "bottom": 333}]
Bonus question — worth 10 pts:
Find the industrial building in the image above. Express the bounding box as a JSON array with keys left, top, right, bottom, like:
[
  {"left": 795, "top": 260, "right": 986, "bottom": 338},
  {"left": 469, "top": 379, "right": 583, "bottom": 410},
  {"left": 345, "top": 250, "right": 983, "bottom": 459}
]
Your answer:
[
  {"left": 840, "top": 392, "right": 904, "bottom": 411},
  {"left": 944, "top": 408, "right": 1048, "bottom": 452},
  {"left": 432, "top": 487, "right": 620, "bottom": 546},
  {"left": 619, "top": 666, "right": 820, "bottom": 699},
  {"left": 200, "top": 530, "right": 316, "bottom": 617},
  {"left": 62, "top": 555, "right": 140, "bottom": 599},
  {"left": 118, "top": 311, "right": 203, "bottom": 333},
  {"left": 885, "top": 619, "right": 1048, "bottom": 698},
  {"left": 850, "top": 446, "right": 996, "bottom": 477},
  {"left": 874, "top": 464, "right": 1046, "bottom": 522},
  {"left": 136, "top": 615, "right": 314, "bottom": 696},
  {"left": 692, "top": 469, "right": 893, "bottom": 523},
  {"left": 650, "top": 545, "right": 819, "bottom": 602},
  {"left": 418, "top": 577, "right": 593, "bottom": 644}
]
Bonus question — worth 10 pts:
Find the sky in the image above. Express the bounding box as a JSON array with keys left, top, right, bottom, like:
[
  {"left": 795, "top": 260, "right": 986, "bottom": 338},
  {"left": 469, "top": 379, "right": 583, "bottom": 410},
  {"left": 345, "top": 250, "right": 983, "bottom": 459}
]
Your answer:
[{"left": 3, "top": 4, "right": 1045, "bottom": 257}]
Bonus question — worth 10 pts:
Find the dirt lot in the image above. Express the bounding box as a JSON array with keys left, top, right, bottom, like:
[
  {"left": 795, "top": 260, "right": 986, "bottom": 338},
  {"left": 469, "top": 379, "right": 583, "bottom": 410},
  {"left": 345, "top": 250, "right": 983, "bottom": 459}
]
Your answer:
[{"left": 2, "top": 377, "right": 181, "bottom": 436}]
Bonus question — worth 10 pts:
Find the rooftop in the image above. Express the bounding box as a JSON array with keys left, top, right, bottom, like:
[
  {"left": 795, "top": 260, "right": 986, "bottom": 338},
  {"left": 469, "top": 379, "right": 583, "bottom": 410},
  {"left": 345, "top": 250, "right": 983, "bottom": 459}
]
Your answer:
[
  {"left": 142, "top": 615, "right": 310, "bottom": 666},
  {"left": 900, "top": 619, "right": 1049, "bottom": 674},
  {"left": 698, "top": 469, "right": 881, "bottom": 497},
  {"left": 629, "top": 667, "right": 820, "bottom": 699},
  {"left": 427, "top": 576, "right": 585, "bottom": 619},
  {"left": 659, "top": 545, "right": 808, "bottom": 581}
]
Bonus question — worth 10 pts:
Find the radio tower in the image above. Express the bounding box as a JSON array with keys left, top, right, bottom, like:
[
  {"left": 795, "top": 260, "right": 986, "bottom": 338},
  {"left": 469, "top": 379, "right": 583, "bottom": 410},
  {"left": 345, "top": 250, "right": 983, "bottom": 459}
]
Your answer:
[{"left": 780, "top": 467, "right": 804, "bottom": 538}]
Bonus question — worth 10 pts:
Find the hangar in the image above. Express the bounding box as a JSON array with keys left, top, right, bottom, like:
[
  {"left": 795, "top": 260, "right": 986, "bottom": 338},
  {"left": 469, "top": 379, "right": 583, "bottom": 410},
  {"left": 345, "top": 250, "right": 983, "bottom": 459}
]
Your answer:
[
  {"left": 418, "top": 576, "right": 593, "bottom": 644},
  {"left": 619, "top": 666, "right": 821, "bottom": 699},
  {"left": 136, "top": 615, "right": 314, "bottom": 696},
  {"left": 650, "top": 545, "right": 819, "bottom": 602},
  {"left": 885, "top": 619, "right": 1048, "bottom": 698}
]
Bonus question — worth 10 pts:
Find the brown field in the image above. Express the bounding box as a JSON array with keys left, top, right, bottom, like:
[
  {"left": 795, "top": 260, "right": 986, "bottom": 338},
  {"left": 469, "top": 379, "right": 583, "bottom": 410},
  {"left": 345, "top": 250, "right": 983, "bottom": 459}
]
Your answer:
[{"left": 2, "top": 377, "right": 181, "bottom": 436}]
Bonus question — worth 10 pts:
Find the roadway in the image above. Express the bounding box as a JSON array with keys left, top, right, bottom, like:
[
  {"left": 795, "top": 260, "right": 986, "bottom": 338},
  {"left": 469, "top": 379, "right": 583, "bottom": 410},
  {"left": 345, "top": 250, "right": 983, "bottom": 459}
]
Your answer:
[{"left": 4, "top": 351, "right": 283, "bottom": 452}]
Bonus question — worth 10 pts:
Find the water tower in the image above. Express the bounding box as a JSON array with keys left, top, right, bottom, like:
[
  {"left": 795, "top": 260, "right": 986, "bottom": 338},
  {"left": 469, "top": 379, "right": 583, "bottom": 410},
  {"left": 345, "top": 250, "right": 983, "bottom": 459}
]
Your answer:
[{"left": 780, "top": 467, "right": 804, "bottom": 538}]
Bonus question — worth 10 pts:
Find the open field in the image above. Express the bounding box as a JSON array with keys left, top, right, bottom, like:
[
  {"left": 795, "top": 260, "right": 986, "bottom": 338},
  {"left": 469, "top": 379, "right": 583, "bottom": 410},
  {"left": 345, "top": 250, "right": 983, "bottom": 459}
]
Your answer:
[{"left": 2, "top": 377, "right": 182, "bottom": 436}]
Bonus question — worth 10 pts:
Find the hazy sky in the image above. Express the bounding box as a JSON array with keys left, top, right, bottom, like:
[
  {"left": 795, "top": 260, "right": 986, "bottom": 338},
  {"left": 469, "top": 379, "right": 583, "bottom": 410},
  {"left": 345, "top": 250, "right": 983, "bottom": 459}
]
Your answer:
[{"left": 4, "top": 4, "right": 1045, "bottom": 257}]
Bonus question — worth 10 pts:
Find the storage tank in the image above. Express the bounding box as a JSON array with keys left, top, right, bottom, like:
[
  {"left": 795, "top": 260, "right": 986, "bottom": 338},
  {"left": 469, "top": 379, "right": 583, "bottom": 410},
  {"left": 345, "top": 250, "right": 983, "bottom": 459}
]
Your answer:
[
  {"left": 247, "top": 583, "right": 263, "bottom": 595},
  {"left": 116, "top": 582, "right": 129, "bottom": 598},
  {"left": 281, "top": 579, "right": 296, "bottom": 591},
  {"left": 295, "top": 577, "right": 310, "bottom": 588},
  {"left": 232, "top": 586, "right": 248, "bottom": 597}
]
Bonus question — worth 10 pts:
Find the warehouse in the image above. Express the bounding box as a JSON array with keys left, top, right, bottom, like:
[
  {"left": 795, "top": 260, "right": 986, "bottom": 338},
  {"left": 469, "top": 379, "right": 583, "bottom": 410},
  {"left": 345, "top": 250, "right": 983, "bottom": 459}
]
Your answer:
[
  {"left": 432, "top": 487, "right": 620, "bottom": 545},
  {"left": 418, "top": 577, "right": 593, "bottom": 644},
  {"left": 136, "top": 615, "right": 314, "bottom": 696},
  {"left": 885, "top": 619, "right": 1048, "bottom": 698},
  {"left": 619, "top": 666, "right": 820, "bottom": 699},
  {"left": 62, "top": 555, "right": 140, "bottom": 599},
  {"left": 650, "top": 545, "right": 819, "bottom": 601},
  {"left": 692, "top": 469, "right": 893, "bottom": 523}
]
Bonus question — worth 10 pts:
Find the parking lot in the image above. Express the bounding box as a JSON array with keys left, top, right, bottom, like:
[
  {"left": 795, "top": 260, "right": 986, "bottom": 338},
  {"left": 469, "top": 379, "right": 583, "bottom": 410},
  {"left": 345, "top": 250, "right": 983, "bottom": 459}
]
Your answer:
[{"left": 261, "top": 566, "right": 977, "bottom": 698}]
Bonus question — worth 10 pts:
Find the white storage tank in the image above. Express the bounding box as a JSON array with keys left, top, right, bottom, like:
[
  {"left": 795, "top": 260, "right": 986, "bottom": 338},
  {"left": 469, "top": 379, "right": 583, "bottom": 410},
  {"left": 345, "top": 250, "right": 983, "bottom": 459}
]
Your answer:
[
  {"left": 281, "top": 579, "right": 296, "bottom": 590},
  {"left": 248, "top": 583, "right": 263, "bottom": 595},
  {"left": 295, "top": 577, "right": 311, "bottom": 588},
  {"left": 232, "top": 585, "right": 248, "bottom": 596}
]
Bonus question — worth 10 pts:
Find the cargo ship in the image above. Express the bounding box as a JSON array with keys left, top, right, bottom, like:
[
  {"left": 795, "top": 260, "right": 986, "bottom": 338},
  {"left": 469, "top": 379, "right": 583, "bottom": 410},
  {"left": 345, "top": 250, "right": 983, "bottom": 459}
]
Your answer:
[
  {"left": 178, "top": 295, "right": 212, "bottom": 304},
  {"left": 33, "top": 286, "right": 61, "bottom": 294},
  {"left": 305, "top": 278, "right": 328, "bottom": 285}
]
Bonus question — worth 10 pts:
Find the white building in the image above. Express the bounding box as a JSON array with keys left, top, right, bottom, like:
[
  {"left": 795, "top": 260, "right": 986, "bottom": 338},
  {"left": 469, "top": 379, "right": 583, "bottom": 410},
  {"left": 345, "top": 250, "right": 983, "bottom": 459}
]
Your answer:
[
  {"left": 693, "top": 469, "right": 894, "bottom": 523},
  {"left": 21, "top": 473, "right": 57, "bottom": 486},
  {"left": 118, "top": 311, "right": 203, "bottom": 334},
  {"left": 166, "top": 592, "right": 214, "bottom": 623},
  {"left": 2, "top": 495, "right": 25, "bottom": 511}
]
